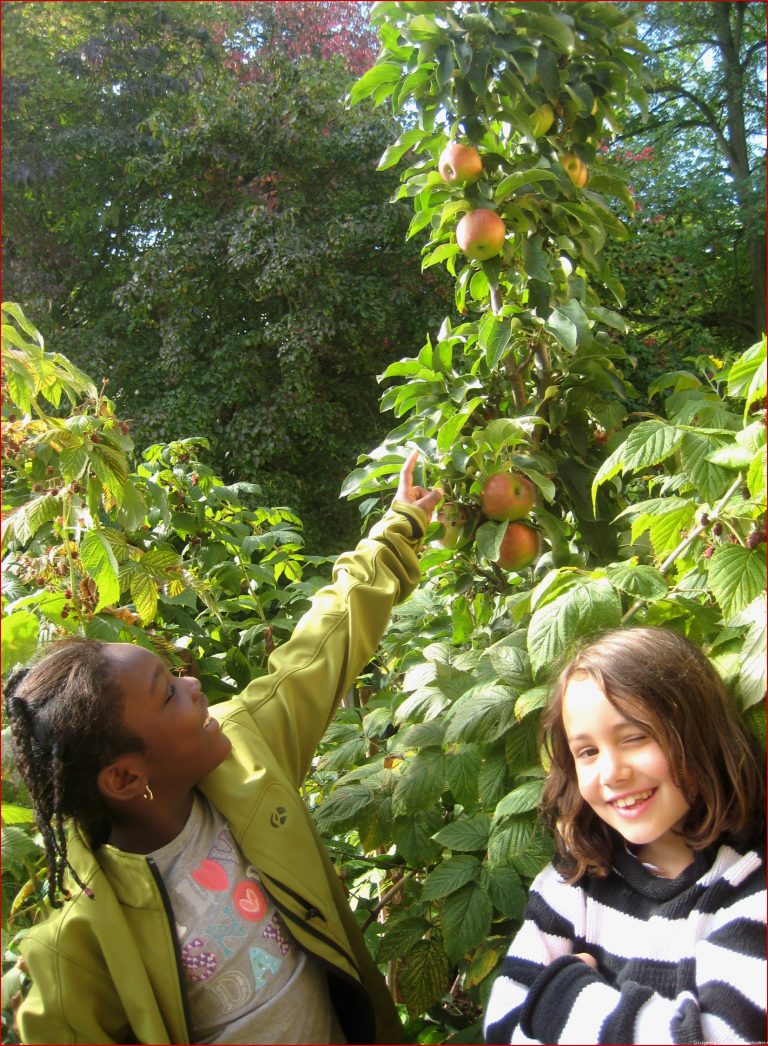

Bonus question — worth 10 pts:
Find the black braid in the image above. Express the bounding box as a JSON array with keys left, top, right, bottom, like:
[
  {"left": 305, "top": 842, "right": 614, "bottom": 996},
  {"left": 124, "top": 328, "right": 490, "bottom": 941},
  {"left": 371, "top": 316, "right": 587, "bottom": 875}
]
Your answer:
[{"left": 4, "top": 638, "right": 145, "bottom": 905}]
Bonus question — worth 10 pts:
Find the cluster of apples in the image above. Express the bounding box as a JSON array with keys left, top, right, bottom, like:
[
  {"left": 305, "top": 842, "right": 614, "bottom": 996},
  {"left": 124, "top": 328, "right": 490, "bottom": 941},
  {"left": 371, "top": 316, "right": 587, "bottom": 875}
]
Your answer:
[
  {"left": 437, "top": 127, "right": 590, "bottom": 261},
  {"left": 437, "top": 471, "right": 541, "bottom": 572}
]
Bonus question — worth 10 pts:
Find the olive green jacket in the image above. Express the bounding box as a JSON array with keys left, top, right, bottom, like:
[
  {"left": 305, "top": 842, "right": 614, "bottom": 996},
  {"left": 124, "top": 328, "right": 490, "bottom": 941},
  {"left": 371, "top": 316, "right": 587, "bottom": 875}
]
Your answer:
[{"left": 17, "top": 503, "right": 428, "bottom": 1045}]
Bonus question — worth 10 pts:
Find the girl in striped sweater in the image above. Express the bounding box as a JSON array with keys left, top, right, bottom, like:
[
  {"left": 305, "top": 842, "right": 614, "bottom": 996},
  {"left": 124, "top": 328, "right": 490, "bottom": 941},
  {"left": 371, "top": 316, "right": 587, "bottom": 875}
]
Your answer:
[{"left": 484, "top": 627, "right": 765, "bottom": 1045}]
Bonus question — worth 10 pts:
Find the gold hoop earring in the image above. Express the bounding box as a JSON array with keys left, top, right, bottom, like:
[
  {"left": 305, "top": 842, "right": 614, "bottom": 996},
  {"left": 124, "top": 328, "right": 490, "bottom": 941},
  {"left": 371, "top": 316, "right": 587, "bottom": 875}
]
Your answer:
[{"left": 143, "top": 785, "right": 154, "bottom": 801}]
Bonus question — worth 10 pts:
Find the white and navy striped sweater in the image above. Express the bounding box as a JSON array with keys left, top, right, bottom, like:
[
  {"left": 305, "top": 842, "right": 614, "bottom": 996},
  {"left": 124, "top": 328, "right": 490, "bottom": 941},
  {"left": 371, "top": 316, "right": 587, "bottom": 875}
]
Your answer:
[{"left": 484, "top": 840, "right": 766, "bottom": 1045}]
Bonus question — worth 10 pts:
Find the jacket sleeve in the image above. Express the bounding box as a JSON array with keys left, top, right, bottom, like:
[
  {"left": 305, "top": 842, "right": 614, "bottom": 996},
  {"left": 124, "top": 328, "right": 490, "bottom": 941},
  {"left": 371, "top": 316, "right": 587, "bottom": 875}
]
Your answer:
[
  {"left": 18, "top": 935, "right": 134, "bottom": 1045},
  {"left": 484, "top": 859, "right": 767, "bottom": 1045},
  {"left": 219, "top": 501, "right": 428, "bottom": 786}
]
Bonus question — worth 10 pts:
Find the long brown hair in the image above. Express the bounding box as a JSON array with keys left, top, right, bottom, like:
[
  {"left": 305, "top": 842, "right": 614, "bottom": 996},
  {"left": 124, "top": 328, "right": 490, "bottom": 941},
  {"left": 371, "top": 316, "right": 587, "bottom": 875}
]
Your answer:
[{"left": 540, "top": 627, "right": 765, "bottom": 883}]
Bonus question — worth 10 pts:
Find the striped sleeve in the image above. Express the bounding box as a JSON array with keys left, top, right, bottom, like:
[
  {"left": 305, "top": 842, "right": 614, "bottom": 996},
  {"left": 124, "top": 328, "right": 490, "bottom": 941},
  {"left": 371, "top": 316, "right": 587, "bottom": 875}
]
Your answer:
[{"left": 484, "top": 851, "right": 766, "bottom": 1045}]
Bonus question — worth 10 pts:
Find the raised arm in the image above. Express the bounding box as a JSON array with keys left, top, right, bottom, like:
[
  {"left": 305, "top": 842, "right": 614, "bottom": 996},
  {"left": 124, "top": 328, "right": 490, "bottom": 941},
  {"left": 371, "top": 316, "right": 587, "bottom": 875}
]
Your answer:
[{"left": 214, "top": 450, "right": 442, "bottom": 785}]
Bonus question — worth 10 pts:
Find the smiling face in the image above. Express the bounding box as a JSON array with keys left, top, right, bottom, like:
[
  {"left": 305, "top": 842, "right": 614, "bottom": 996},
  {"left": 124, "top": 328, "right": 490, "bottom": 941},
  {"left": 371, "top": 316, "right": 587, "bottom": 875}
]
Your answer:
[
  {"left": 103, "top": 643, "right": 232, "bottom": 795},
  {"left": 562, "top": 674, "right": 693, "bottom": 877}
]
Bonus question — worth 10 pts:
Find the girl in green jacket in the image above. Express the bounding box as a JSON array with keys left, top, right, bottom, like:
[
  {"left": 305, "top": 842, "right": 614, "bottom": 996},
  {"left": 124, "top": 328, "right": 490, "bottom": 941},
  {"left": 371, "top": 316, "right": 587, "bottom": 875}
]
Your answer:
[{"left": 6, "top": 451, "right": 443, "bottom": 1046}]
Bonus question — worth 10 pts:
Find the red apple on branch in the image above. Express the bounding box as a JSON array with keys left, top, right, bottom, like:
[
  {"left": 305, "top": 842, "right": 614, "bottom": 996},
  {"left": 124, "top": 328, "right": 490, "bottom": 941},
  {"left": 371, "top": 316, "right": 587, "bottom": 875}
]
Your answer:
[
  {"left": 456, "top": 209, "right": 506, "bottom": 261},
  {"left": 494, "top": 521, "right": 541, "bottom": 572},
  {"left": 438, "top": 142, "right": 483, "bottom": 186},
  {"left": 480, "top": 472, "right": 536, "bottom": 521}
]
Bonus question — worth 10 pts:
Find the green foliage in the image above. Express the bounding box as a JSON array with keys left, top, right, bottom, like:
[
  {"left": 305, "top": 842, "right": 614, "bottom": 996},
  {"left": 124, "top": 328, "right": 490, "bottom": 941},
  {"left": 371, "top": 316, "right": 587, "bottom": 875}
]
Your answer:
[
  {"left": 304, "top": 4, "right": 766, "bottom": 1037},
  {"left": 2, "top": 1, "right": 452, "bottom": 548}
]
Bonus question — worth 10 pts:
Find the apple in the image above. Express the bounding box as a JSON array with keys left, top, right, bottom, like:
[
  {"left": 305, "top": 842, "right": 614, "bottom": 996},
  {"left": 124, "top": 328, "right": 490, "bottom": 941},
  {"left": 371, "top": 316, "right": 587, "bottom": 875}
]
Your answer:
[
  {"left": 480, "top": 472, "right": 536, "bottom": 521},
  {"left": 436, "top": 503, "right": 469, "bottom": 549},
  {"left": 531, "top": 103, "right": 555, "bottom": 137},
  {"left": 494, "top": 521, "right": 541, "bottom": 572},
  {"left": 456, "top": 209, "right": 506, "bottom": 261},
  {"left": 438, "top": 142, "right": 483, "bottom": 186},
  {"left": 560, "top": 152, "right": 588, "bottom": 188}
]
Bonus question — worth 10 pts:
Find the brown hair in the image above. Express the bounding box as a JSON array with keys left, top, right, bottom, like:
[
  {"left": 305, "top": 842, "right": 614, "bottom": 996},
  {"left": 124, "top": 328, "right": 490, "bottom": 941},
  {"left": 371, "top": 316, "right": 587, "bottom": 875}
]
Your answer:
[
  {"left": 4, "top": 637, "right": 145, "bottom": 904},
  {"left": 540, "top": 626, "right": 765, "bottom": 883}
]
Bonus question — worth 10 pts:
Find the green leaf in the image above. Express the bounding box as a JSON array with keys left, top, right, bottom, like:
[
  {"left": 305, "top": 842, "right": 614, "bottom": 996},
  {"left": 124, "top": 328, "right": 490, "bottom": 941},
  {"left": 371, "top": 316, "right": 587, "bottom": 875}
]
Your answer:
[
  {"left": 487, "top": 816, "right": 534, "bottom": 867},
  {"left": 482, "top": 864, "right": 527, "bottom": 919},
  {"left": 1, "top": 609, "right": 40, "bottom": 676},
  {"left": 393, "top": 811, "right": 442, "bottom": 865},
  {"left": 605, "top": 562, "right": 668, "bottom": 601},
  {"left": 528, "top": 579, "right": 622, "bottom": 678},
  {"left": 421, "top": 855, "right": 481, "bottom": 900},
  {"left": 707, "top": 545, "right": 767, "bottom": 623},
  {"left": 398, "top": 938, "right": 451, "bottom": 1019},
  {"left": 485, "top": 640, "right": 532, "bottom": 689},
  {"left": 348, "top": 61, "right": 403, "bottom": 105},
  {"left": 445, "top": 746, "right": 481, "bottom": 807},
  {"left": 1, "top": 803, "right": 36, "bottom": 825},
  {"left": 441, "top": 882, "right": 493, "bottom": 962},
  {"left": 444, "top": 684, "right": 517, "bottom": 744},
  {"left": 622, "top": 420, "right": 684, "bottom": 471},
  {"left": 492, "top": 779, "right": 543, "bottom": 822},
  {"left": 392, "top": 750, "right": 445, "bottom": 815},
  {"left": 544, "top": 307, "right": 577, "bottom": 353},
  {"left": 495, "top": 168, "right": 558, "bottom": 201},
  {"left": 432, "top": 812, "right": 490, "bottom": 852},
  {"left": 80, "top": 530, "right": 121, "bottom": 611},
  {"left": 437, "top": 398, "right": 483, "bottom": 453},
  {"left": 376, "top": 916, "right": 430, "bottom": 962},
  {"left": 747, "top": 445, "right": 766, "bottom": 502},
  {"left": 1, "top": 826, "right": 41, "bottom": 876},
  {"left": 736, "top": 598, "right": 767, "bottom": 709},
  {"left": 315, "top": 785, "right": 376, "bottom": 832},
  {"left": 591, "top": 439, "right": 628, "bottom": 511}
]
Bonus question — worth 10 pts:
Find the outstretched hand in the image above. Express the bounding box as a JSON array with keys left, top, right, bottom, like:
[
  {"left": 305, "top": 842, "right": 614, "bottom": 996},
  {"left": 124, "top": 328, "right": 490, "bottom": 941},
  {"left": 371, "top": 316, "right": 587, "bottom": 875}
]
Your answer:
[{"left": 394, "top": 449, "right": 443, "bottom": 522}]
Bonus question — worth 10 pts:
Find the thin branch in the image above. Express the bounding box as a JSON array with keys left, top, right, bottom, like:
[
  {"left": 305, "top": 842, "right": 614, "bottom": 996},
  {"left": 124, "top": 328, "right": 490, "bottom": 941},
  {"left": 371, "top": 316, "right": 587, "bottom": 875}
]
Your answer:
[{"left": 360, "top": 868, "right": 418, "bottom": 933}]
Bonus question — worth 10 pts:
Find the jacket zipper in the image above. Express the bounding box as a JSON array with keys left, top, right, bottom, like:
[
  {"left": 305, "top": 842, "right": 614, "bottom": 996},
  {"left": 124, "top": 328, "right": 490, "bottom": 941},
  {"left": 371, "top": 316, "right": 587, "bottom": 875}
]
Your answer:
[
  {"left": 259, "top": 869, "right": 360, "bottom": 971},
  {"left": 258, "top": 871, "right": 375, "bottom": 1044},
  {"left": 147, "top": 857, "right": 194, "bottom": 1043}
]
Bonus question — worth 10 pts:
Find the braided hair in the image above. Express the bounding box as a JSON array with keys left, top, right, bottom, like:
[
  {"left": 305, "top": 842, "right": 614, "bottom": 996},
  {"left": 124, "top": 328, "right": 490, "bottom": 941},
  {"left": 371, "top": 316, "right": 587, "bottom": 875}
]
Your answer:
[{"left": 4, "top": 637, "right": 145, "bottom": 906}]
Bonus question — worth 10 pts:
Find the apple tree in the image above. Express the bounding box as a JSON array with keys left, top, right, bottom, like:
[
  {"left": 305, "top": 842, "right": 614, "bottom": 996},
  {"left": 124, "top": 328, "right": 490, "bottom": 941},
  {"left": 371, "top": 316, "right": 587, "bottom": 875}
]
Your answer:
[{"left": 306, "top": 3, "right": 765, "bottom": 1037}]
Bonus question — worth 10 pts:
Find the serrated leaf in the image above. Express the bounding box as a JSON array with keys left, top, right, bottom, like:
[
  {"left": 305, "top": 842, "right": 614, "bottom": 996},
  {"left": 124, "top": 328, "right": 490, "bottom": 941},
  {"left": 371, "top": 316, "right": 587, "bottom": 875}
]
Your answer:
[
  {"left": 605, "top": 562, "right": 668, "bottom": 601},
  {"left": 487, "top": 817, "right": 534, "bottom": 867},
  {"left": 445, "top": 684, "right": 517, "bottom": 744},
  {"left": 527, "top": 579, "right": 622, "bottom": 678},
  {"left": 392, "top": 750, "right": 445, "bottom": 815},
  {"left": 492, "top": 779, "right": 543, "bottom": 823},
  {"left": 591, "top": 439, "right": 628, "bottom": 511},
  {"left": 315, "top": 785, "right": 376, "bottom": 833},
  {"left": 80, "top": 531, "right": 121, "bottom": 611},
  {"left": 441, "top": 882, "right": 493, "bottom": 962},
  {"left": 398, "top": 938, "right": 452, "bottom": 1019},
  {"left": 393, "top": 811, "right": 442, "bottom": 866},
  {"left": 1, "top": 803, "right": 36, "bottom": 825},
  {"left": 432, "top": 813, "right": 490, "bottom": 853},
  {"left": 622, "top": 420, "right": 684, "bottom": 471},
  {"left": 445, "top": 746, "right": 481, "bottom": 807},
  {"left": 486, "top": 640, "right": 532, "bottom": 689},
  {"left": 422, "top": 855, "right": 481, "bottom": 901},
  {"left": 483, "top": 864, "right": 527, "bottom": 919},
  {"left": 376, "top": 916, "right": 430, "bottom": 962},
  {"left": 707, "top": 545, "right": 767, "bottom": 623},
  {"left": 1, "top": 826, "right": 41, "bottom": 875}
]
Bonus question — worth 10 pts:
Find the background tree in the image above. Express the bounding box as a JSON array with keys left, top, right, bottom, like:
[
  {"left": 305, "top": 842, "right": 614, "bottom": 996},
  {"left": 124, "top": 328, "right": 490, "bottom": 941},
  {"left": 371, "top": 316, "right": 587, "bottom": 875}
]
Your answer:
[
  {"left": 609, "top": 0, "right": 766, "bottom": 373},
  {"left": 1, "top": 1, "right": 453, "bottom": 547}
]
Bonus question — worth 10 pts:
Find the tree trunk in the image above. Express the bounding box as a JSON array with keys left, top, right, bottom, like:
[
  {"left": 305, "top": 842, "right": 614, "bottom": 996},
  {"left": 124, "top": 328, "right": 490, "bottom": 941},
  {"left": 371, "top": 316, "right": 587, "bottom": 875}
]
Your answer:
[{"left": 714, "top": 2, "right": 766, "bottom": 335}]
